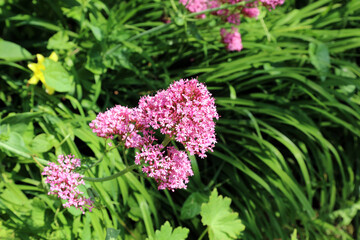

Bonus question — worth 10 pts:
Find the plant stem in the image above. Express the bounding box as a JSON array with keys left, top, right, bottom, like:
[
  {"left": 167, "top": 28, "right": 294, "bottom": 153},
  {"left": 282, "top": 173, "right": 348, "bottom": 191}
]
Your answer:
[
  {"left": 122, "top": 145, "right": 129, "bottom": 166},
  {"left": 86, "top": 154, "right": 105, "bottom": 170},
  {"left": 198, "top": 228, "right": 208, "bottom": 240},
  {"left": 31, "top": 155, "right": 45, "bottom": 169},
  {"left": 128, "top": 24, "right": 171, "bottom": 41},
  {"left": 106, "top": 24, "right": 171, "bottom": 57},
  {"left": 83, "top": 164, "right": 138, "bottom": 182},
  {"left": 86, "top": 142, "right": 122, "bottom": 170},
  {"left": 161, "top": 134, "right": 173, "bottom": 148}
]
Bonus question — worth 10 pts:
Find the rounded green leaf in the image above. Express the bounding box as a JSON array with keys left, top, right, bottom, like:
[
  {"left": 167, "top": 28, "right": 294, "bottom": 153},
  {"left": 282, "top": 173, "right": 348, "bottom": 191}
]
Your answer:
[
  {"left": 0, "top": 39, "right": 32, "bottom": 61},
  {"left": 30, "top": 133, "right": 54, "bottom": 153},
  {"left": 42, "top": 59, "right": 73, "bottom": 92}
]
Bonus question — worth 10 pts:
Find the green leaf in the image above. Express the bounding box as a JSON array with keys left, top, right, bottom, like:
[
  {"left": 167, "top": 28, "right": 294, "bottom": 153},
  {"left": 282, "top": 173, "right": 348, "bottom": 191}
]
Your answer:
[
  {"left": 47, "top": 31, "right": 76, "bottom": 50},
  {"left": 180, "top": 192, "right": 207, "bottom": 220},
  {"left": 201, "top": 189, "right": 245, "bottom": 240},
  {"left": 103, "top": 46, "right": 136, "bottom": 72},
  {"left": 309, "top": 42, "right": 330, "bottom": 81},
  {"left": 105, "top": 228, "right": 121, "bottom": 240},
  {"left": 0, "top": 132, "right": 32, "bottom": 156},
  {"left": 290, "top": 229, "right": 298, "bottom": 240},
  {"left": 42, "top": 59, "right": 73, "bottom": 92},
  {"left": 87, "top": 22, "right": 103, "bottom": 41},
  {"left": 0, "top": 39, "right": 32, "bottom": 61},
  {"left": 64, "top": 201, "right": 83, "bottom": 216},
  {"left": 0, "top": 112, "right": 42, "bottom": 126},
  {"left": 85, "top": 44, "right": 106, "bottom": 75},
  {"left": 146, "top": 221, "right": 189, "bottom": 240},
  {"left": 31, "top": 197, "right": 46, "bottom": 228},
  {"left": 30, "top": 133, "right": 55, "bottom": 153}
]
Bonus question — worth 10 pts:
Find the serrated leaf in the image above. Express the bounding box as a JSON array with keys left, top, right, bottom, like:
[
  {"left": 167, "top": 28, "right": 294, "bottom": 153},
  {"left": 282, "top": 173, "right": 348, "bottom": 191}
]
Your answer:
[
  {"left": 105, "top": 228, "right": 121, "bottom": 240},
  {"left": 42, "top": 59, "right": 73, "bottom": 92},
  {"left": 201, "top": 189, "right": 245, "bottom": 240},
  {"left": 0, "top": 39, "right": 32, "bottom": 61},
  {"left": 146, "top": 221, "right": 189, "bottom": 240}
]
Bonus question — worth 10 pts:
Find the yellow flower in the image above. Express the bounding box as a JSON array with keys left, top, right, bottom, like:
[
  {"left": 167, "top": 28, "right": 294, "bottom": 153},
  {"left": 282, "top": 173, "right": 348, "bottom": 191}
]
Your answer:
[{"left": 28, "top": 52, "right": 58, "bottom": 95}]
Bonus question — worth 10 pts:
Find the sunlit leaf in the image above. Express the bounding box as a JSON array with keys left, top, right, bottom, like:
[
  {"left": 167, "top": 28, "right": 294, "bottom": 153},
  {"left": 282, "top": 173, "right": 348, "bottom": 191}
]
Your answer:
[
  {"left": 201, "top": 189, "right": 245, "bottom": 240},
  {"left": 0, "top": 39, "right": 32, "bottom": 61},
  {"left": 146, "top": 221, "right": 189, "bottom": 240}
]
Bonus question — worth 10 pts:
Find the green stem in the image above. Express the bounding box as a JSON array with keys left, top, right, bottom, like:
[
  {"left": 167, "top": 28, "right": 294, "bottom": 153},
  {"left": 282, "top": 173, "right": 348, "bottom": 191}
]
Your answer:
[
  {"left": 83, "top": 164, "right": 138, "bottom": 182},
  {"left": 170, "top": 0, "right": 179, "bottom": 12},
  {"left": 120, "top": 142, "right": 129, "bottom": 166},
  {"left": 198, "top": 228, "right": 208, "bottom": 240},
  {"left": 86, "top": 141, "right": 122, "bottom": 170},
  {"left": 161, "top": 134, "right": 173, "bottom": 148},
  {"left": 86, "top": 154, "right": 105, "bottom": 169},
  {"left": 128, "top": 24, "right": 171, "bottom": 41},
  {"left": 186, "top": 0, "right": 257, "bottom": 18},
  {"left": 106, "top": 24, "right": 171, "bottom": 57}
]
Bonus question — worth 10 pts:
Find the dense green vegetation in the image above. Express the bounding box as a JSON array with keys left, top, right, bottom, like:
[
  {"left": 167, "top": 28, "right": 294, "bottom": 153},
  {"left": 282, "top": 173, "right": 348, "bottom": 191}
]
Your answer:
[{"left": 1, "top": 0, "right": 360, "bottom": 239}]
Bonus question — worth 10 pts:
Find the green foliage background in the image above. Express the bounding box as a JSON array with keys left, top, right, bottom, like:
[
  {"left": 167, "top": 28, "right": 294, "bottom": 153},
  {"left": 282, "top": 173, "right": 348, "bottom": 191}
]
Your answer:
[{"left": 1, "top": 0, "right": 360, "bottom": 239}]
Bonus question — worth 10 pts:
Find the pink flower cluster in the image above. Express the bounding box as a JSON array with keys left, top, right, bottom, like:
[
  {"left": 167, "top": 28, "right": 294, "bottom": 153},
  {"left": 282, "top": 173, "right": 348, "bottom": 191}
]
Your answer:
[
  {"left": 220, "top": 27, "right": 243, "bottom": 51},
  {"left": 179, "top": 0, "right": 285, "bottom": 51},
  {"left": 89, "top": 106, "right": 153, "bottom": 148},
  {"left": 90, "top": 79, "right": 219, "bottom": 190},
  {"left": 260, "top": 0, "right": 285, "bottom": 9},
  {"left": 135, "top": 145, "right": 193, "bottom": 190},
  {"left": 179, "top": 0, "right": 207, "bottom": 18},
  {"left": 138, "top": 79, "right": 219, "bottom": 157},
  {"left": 42, "top": 155, "right": 94, "bottom": 214}
]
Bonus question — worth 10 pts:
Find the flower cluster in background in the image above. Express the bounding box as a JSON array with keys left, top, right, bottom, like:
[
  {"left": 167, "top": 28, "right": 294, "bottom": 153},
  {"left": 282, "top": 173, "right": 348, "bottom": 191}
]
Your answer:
[
  {"left": 90, "top": 79, "right": 219, "bottom": 190},
  {"left": 42, "top": 155, "right": 94, "bottom": 214},
  {"left": 220, "top": 27, "right": 243, "bottom": 51},
  {"left": 179, "top": 0, "right": 285, "bottom": 51}
]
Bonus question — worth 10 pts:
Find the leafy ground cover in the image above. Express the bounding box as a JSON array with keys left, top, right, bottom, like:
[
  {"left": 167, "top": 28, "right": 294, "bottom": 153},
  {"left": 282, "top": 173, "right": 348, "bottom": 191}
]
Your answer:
[{"left": 0, "top": 0, "right": 360, "bottom": 239}]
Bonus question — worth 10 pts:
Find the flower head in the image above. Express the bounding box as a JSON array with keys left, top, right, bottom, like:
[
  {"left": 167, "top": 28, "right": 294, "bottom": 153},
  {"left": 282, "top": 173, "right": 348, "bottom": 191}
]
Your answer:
[
  {"left": 179, "top": 0, "right": 208, "bottom": 18},
  {"left": 241, "top": 7, "right": 260, "bottom": 18},
  {"left": 220, "top": 27, "right": 243, "bottom": 52},
  {"left": 138, "top": 78, "right": 219, "bottom": 158},
  {"left": 90, "top": 79, "right": 219, "bottom": 190},
  {"left": 28, "top": 52, "right": 58, "bottom": 95},
  {"left": 89, "top": 105, "right": 154, "bottom": 148},
  {"left": 136, "top": 144, "right": 194, "bottom": 191},
  {"left": 227, "top": 13, "right": 241, "bottom": 25},
  {"left": 42, "top": 155, "right": 94, "bottom": 214},
  {"left": 260, "top": 0, "right": 285, "bottom": 9}
]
